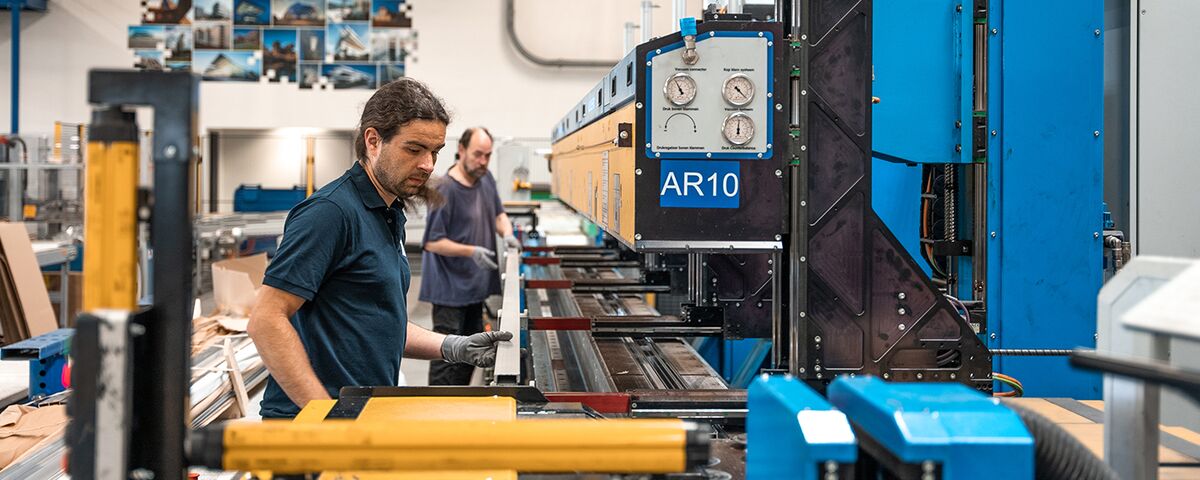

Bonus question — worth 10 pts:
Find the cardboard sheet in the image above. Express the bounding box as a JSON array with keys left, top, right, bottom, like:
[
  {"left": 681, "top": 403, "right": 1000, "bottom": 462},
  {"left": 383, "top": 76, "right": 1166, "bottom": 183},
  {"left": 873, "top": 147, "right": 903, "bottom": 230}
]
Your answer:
[
  {"left": 211, "top": 254, "right": 267, "bottom": 317},
  {"left": 0, "top": 404, "right": 67, "bottom": 470},
  {"left": 0, "top": 223, "right": 57, "bottom": 338}
]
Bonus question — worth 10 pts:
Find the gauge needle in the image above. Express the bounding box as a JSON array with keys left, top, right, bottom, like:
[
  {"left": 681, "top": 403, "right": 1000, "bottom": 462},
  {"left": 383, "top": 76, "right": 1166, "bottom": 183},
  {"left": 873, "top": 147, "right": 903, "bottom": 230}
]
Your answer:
[
  {"left": 734, "top": 86, "right": 745, "bottom": 98},
  {"left": 736, "top": 120, "right": 741, "bottom": 135},
  {"left": 677, "top": 82, "right": 685, "bottom": 95}
]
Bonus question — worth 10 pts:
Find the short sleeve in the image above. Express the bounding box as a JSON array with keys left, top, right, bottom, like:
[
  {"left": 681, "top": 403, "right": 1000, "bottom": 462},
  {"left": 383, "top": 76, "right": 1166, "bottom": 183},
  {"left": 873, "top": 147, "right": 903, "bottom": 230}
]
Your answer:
[
  {"left": 263, "top": 199, "right": 347, "bottom": 301},
  {"left": 492, "top": 178, "right": 504, "bottom": 218},
  {"left": 423, "top": 192, "right": 453, "bottom": 244}
]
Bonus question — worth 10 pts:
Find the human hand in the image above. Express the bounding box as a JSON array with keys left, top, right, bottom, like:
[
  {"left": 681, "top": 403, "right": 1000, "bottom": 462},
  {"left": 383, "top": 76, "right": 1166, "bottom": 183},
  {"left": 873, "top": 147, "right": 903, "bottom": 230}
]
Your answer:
[
  {"left": 471, "top": 246, "right": 498, "bottom": 269},
  {"left": 440, "top": 331, "right": 515, "bottom": 367}
]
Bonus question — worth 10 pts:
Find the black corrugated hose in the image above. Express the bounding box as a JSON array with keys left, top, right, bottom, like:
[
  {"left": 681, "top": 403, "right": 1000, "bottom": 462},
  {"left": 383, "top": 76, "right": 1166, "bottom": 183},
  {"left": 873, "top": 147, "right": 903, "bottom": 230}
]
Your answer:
[{"left": 1005, "top": 402, "right": 1120, "bottom": 480}]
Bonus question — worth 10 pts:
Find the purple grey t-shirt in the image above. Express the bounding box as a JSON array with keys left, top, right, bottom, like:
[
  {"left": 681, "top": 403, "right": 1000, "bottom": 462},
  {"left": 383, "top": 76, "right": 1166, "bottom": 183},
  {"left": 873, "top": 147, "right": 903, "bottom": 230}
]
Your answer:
[{"left": 418, "top": 171, "right": 503, "bottom": 306}]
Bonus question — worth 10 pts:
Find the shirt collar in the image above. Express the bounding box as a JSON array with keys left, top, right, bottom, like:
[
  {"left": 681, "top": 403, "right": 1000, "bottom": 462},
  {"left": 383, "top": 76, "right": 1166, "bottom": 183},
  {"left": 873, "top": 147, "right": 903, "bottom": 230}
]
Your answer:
[{"left": 349, "top": 161, "right": 398, "bottom": 210}]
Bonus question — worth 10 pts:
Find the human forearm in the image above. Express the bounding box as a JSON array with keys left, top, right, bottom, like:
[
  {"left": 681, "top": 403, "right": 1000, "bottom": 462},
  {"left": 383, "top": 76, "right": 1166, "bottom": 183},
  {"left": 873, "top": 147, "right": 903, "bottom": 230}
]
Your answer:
[
  {"left": 248, "top": 308, "right": 330, "bottom": 407},
  {"left": 404, "top": 321, "right": 447, "bottom": 360},
  {"left": 424, "top": 238, "right": 475, "bottom": 257},
  {"left": 495, "top": 213, "right": 513, "bottom": 238}
]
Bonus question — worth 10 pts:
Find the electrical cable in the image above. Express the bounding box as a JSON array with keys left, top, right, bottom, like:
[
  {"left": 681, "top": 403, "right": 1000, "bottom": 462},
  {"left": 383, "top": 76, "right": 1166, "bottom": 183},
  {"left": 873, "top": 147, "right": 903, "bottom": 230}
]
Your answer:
[{"left": 993, "top": 372, "right": 1024, "bottom": 397}]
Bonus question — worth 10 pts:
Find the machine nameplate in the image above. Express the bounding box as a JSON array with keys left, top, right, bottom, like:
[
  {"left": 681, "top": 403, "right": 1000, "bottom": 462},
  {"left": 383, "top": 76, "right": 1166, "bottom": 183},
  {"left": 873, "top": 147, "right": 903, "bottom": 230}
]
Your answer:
[{"left": 658, "top": 160, "right": 740, "bottom": 209}]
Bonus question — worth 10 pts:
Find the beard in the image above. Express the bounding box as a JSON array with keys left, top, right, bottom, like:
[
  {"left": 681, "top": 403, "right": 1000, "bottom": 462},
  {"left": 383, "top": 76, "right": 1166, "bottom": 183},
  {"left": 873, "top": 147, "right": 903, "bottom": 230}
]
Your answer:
[
  {"left": 463, "top": 161, "right": 487, "bottom": 180},
  {"left": 371, "top": 159, "right": 428, "bottom": 199}
]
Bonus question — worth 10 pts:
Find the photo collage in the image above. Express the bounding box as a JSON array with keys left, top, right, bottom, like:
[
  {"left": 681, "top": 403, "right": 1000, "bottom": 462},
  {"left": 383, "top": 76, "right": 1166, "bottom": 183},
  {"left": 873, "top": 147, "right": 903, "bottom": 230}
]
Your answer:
[{"left": 130, "top": 0, "right": 414, "bottom": 88}]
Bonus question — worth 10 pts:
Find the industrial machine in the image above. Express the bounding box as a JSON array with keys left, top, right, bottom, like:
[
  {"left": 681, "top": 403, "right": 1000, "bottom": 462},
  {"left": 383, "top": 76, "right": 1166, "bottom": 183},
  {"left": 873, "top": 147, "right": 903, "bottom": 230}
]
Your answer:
[{"left": 56, "top": 0, "right": 1130, "bottom": 479}]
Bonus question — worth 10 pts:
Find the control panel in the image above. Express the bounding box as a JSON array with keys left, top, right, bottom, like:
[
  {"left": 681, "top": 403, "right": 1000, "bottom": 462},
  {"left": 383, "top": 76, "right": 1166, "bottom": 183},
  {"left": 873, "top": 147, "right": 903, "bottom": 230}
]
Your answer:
[{"left": 646, "top": 32, "right": 774, "bottom": 159}]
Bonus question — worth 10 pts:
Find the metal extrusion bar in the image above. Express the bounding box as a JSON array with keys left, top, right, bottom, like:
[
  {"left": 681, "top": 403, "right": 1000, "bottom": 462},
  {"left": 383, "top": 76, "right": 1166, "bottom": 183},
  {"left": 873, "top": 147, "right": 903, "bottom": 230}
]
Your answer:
[
  {"left": 494, "top": 250, "right": 523, "bottom": 385},
  {"left": 188, "top": 419, "right": 711, "bottom": 474}
]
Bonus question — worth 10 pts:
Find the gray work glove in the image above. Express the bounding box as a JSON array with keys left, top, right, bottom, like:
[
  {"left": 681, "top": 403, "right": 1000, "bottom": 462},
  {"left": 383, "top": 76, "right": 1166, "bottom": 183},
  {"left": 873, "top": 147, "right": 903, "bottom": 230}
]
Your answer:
[
  {"left": 503, "top": 234, "right": 521, "bottom": 251},
  {"left": 471, "top": 246, "right": 498, "bottom": 270},
  {"left": 440, "top": 331, "right": 515, "bottom": 367}
]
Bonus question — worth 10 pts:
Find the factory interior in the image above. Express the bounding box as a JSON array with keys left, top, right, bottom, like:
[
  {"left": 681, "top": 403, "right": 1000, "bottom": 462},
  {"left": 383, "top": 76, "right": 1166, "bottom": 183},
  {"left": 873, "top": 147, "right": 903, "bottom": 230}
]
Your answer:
[{"left": 0, "top": 0, "right": 1198, "bottom": 479}]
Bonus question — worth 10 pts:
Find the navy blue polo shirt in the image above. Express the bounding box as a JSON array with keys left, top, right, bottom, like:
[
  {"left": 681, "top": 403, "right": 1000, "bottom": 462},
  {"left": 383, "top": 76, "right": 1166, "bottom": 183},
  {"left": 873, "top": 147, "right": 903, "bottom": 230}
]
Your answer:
[{"left": 259, "top": 161, "right": 409, "bottom": 418}]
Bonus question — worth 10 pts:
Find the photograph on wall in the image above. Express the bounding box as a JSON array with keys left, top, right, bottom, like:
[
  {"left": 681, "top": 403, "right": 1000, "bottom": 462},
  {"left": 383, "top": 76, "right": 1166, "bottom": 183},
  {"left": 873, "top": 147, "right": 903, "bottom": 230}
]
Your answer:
[
  {"left": 328, "top": 0, "right": 369, "bottom": 22},
  {"left": 167, "top": 61, "right": 192, "bottom": 72},
  {"left": 326, "top": 22, "right": 369, "bottom": 62},
  {"left": 233, "top": 28, "right": 262, "bottom": 50},
  {"left": 164, "top": 26, "right": 193, "bottom": 61},
  {"left": 194, "top": 0, "right": 232, "bottom": 21},
  {"left": 134, "top": 50, "right": 166, "bottom": 71},
  {"left": 321, "top": 63, "right": 376, "bottom": 89},
  {"left": 194, "top": 22, "right": 231, "bottom": 49},
  {"left": 194, "top": 50, "right": 261, "bottom": 81},
  {"left": 142, "top": 0, "right": 193, "bottom": 24},
  {"left": 378, "top": 62, "right": 404, "bottom": 85},
  {"left": 128, "top": 25, "right": 165, "bottom": 49},
  {"left": 369, "top": 28, "right": 412, "bottom": 62},
  {"left": 298, "top": 63, "right": 321, "bottom": 89},
  {"left": 272, "top": 0, "right": 325, "bottom": 26},
  {"left": 298, "top": 28, "right": 325, "bottom": 61},
  {"left": 371, "top": 0, "right": 410, "bottom": 28},
  {"left": 263, "top": 29, "right": 298, "bottom": 82},
  {"left": 234, "top": 0, "right": 271, "bottom": 25}
]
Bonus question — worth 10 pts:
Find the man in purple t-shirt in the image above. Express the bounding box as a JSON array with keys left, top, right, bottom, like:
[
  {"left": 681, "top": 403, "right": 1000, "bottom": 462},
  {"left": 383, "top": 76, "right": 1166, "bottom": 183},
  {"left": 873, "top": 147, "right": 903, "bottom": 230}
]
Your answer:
[{"left": 419, "top": 127, "right": 520, "bottom": 385}]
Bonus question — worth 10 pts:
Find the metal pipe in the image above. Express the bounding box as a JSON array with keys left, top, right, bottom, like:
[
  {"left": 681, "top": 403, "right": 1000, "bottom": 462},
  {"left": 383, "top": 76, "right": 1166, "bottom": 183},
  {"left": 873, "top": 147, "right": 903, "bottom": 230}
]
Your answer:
[
  {"left": 727, "top": 0, "right": 744, "bottom": 14},
  {"left": 10, "top": 0, "right": 20, "bottom": 133},
  {"left": 643, "top": 0, "right": 656, "bottom": 42},
  {"left": 624, "top": 21, "right": 638, "bottom": 53},
  {"left": 673, "top": 0, "right": 687, "bottom": 26},
  {"left": 770, "top": 251, "right": 783, "bottom": 368},
  {"left": 504, "top": 0, "right": 616, "bottom": 69}
]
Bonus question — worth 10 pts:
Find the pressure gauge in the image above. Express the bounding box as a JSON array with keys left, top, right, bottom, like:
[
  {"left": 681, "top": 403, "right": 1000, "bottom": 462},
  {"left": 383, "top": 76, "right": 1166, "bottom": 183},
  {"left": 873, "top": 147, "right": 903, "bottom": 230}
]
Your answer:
[
  {"left": 722, "top": 74, "right": 756, "bottom": 106},
  {"left": 663, "top": 73, "right": 698, "bottom": 106},
  {"left": 722, "top": 113, "right": 756, "bottom": 145}
]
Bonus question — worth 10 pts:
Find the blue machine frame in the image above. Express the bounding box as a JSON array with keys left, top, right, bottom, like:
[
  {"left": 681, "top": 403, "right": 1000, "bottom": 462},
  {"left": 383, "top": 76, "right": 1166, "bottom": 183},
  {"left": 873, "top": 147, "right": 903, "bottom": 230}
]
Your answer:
[
  {"left": 872, "top": 0, "right": 1104, "bottom": 398},
  {"left": 1, "top": 328, "right": 73, "bottom": 399}
]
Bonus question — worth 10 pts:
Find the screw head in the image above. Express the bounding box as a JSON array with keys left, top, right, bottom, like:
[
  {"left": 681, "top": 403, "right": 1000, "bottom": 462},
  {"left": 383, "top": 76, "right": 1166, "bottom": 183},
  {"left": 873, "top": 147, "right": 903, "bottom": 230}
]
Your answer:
[
  {"left": 775, "top": 234, "right": 782, "bottom": 241},
  {"left": 801, "top": 34, "right": 808, "bottom": 40},
  {"left": 898, "top": 292, "right": 907, "bottom": 300},
  {"left": 775, "top": 169, "right": 783, "bottom": 177},
  {"left": 800, "top": 145, "right": 807, "bottom": 151},
  {"left": 898, "top": 323, "right": 906, "bottom": 331},
  {"left": 706, "top": 152, "right": 712, "bottom": 158},
  {"left": 814, "top": 335, "right": 822, "bottom": 343},
  {"left": 916, "top": 372, "right": 923, "bottom": 379},
  {"left": 799, "top": 311, "right": 807, "bottom": 318},
  {"left": 758, "top": 32, "right": 764, "bottom": 37},
  {"left": 950, "top": 373, "right": 957, "bottom": 379},
  {"left": 767, "top": 41, "right": 774, "bottom": 46},
  {"left": 990, "top": 231, "right": 997, "bottom": 238},
  {"left": 991, "top": 28, "right": 998, "bottom": 35},
  {"left": 645, "top": 61, "right": 652, "bottom": 66},
  {"left": 1094, "top": 231, "right": 1100, "bottom": 238},
  {"left": 1095, "top": 29, "right": 1101, "bottom": 36},
  {"left": 766, "top": 143, "right": 773, "bottom": 149},
  {"left": 655, "top": 152, "right": 661, "bottom": 158},
  {"left": 619, "top": 131, "right": 629, "bottom": 139},
  {"left": 635, "top": 233, "right": 642, "bottom": 240},
  {"left": 655, "top": 49, "right": 661, "bottom": 54},
  {"left": 800, "top": 256, "right": 806, "bottom": 262},
  {"left": 800, "top": 200, "right": 807, "bottom": 207},
  {"left": 636, "top": 102, "right": 643, "bottom": 109},
  {"left": 991, "top": 130, "right": 997, "bottom": 136},
  {"left": 990, "top": 333, "right": 998, "bottom": 340},
  {"left": 883, "top": 373, "right": 890, "bottom": 379},
  {"left": 635, "top": 168, "right": 643, "bottom": 175},
  {"left": 1094, "top": 130, "right": 1101, "bottom": 137},
  {"left": 775, "top": 103, "right": 784, "bottom": 111},
  {"left": 898, "top": 308, "right": 907, "bottom": 316},
  {"left": 801, "top": 89, "right": 808, "bottom": 95},
  {"left": 163, "top": 145, "right": 178, "bottom": 159}
]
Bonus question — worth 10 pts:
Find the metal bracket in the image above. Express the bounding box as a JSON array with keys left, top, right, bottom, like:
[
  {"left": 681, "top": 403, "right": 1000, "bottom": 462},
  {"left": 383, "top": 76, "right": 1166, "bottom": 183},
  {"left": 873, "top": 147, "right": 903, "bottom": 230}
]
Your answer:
[{"left": 616, "top": 122, "right": 633, "bottom": 148}]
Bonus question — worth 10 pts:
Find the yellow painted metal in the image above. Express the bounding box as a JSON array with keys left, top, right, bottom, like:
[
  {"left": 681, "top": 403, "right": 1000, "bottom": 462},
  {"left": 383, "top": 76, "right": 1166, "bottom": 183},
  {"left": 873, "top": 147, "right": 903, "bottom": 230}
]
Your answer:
[
  {"left": 550, "top": 102, "right": 638, "bottom": 245},
  {"left": 297, "top": 397, "right": 518, "bottom": 479},
  {"left": 82, "top": 140, "right": 139, "bottom": 311},
  {"left": 305, "top": 136, "right": 316, "bottom": 197},
  {"left": 221, "top": 418, "right": 691, "bottom": 474},
  {"left": 293, "top": 400, "right": 336, "bottom": 423},
  {"left": 355, "top": 396, "right": 517, "bottom": 422}
]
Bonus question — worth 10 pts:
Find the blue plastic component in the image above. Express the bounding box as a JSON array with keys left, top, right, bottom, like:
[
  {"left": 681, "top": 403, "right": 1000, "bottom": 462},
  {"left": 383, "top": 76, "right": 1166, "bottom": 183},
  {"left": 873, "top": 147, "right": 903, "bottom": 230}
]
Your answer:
[
  {"left": 871, "top": 159, "right": 928, "bottom": 276},
  {"left": 1, "top": 328, "right": 73, "bottom": 399},
  {"left": 679, "top": 17, "right": 697, "bottom": 37},
  {"left": 828, "top": 377, "right": 1033, "bottom": 480},
  {"left": 748, "top": 375, "right": 856, "bottom": 480},
  {"left": 233, "top": 185, "right": 306, "bottom": 212}
]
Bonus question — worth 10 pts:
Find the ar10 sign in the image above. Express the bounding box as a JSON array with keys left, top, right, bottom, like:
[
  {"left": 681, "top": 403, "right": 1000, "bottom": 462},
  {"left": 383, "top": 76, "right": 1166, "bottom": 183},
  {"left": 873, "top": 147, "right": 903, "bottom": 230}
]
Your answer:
[{"left": 658, "top": 160, "right": 741, "bottom": 209}]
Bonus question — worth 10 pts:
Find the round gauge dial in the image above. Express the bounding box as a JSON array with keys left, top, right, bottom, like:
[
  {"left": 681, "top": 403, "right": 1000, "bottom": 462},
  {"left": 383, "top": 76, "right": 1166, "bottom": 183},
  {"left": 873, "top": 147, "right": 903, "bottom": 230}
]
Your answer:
[
  {"left": 722, "top": 74, "right": 756, "bottom": 106},
  {"left": 722, "top": 113, "right": 756, "bottom": 145},
  {"left": 663, "top": 73, "right": 698, "bottom": 106}
]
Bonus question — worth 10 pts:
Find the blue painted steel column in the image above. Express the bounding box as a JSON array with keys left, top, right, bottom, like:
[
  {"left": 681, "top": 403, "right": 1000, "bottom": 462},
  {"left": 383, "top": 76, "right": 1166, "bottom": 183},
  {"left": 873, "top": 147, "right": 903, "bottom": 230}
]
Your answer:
[{"left": 9, "top": 0, "right": 19, "bottom": 133}]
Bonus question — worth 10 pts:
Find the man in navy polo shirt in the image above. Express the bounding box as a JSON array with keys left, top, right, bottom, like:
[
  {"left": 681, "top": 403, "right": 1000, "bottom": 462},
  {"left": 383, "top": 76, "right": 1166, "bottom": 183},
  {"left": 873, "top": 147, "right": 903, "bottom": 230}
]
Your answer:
[{"left": 247, "top": 79, "right": 512, "bottom": 418}]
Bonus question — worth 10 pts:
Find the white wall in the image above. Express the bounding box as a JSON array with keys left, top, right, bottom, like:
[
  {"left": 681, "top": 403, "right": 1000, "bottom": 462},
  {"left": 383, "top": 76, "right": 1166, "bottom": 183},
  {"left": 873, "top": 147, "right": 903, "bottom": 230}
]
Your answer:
[{"left": 0, "top": 0, "right": 703, "bottom": 140}]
